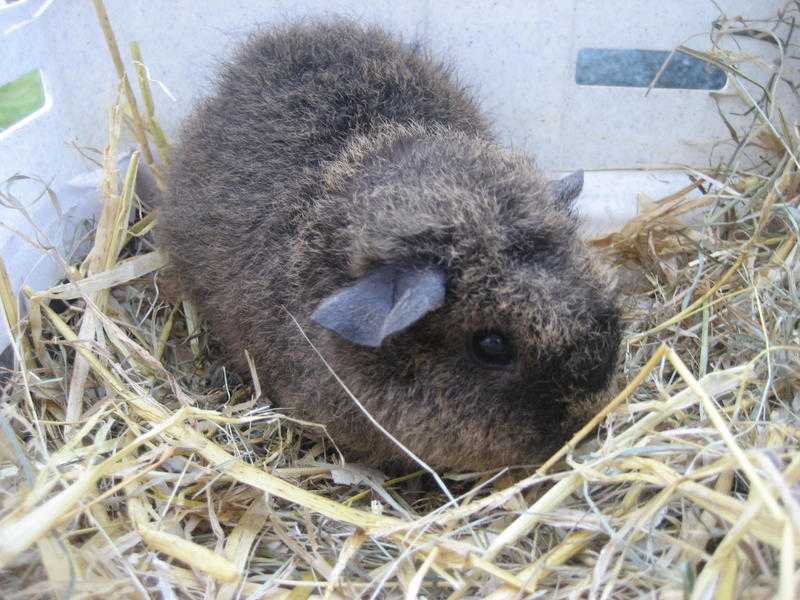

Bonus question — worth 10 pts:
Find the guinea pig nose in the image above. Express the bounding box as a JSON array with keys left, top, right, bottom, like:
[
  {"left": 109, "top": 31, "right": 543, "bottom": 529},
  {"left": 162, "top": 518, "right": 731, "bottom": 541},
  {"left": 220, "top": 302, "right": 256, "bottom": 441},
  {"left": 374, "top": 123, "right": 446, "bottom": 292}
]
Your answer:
[{"left": 567, "top": 335, "right": 620, "bottom": 392}]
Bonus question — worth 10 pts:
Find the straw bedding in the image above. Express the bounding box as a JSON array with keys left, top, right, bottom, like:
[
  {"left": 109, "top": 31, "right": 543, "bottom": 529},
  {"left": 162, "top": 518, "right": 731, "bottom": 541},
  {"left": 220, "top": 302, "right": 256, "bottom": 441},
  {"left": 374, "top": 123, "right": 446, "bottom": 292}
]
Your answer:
[{"left": 0, "top": 2, "right": 798, "bottom": 598}]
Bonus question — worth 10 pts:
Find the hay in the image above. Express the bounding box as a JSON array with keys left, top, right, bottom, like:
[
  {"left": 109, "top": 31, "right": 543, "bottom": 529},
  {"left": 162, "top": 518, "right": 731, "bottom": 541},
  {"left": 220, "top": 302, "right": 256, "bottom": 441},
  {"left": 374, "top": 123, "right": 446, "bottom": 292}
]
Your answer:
[{"left": 1, "top": 2, "right": 799, "bottom": 598}]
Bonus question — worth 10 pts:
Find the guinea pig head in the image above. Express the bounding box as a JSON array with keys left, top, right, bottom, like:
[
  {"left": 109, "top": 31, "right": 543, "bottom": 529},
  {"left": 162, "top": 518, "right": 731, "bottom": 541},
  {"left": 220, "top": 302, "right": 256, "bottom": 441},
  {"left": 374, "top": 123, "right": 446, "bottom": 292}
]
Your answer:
[{"left": 309, "top": 127, "right": 621, "bottom": 471}]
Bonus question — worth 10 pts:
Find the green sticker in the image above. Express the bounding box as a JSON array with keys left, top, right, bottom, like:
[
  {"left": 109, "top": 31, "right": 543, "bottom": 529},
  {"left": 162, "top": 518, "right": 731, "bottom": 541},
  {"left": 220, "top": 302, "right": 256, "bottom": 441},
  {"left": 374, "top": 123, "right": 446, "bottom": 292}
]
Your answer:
[{"left": 0, "top": 69, "right": 46, "bottom": 132}]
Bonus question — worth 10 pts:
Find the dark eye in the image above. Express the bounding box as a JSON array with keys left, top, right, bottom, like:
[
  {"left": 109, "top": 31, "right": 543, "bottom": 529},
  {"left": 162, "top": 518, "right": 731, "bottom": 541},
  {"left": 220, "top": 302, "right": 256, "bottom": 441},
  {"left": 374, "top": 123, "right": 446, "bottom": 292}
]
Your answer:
[{"left": 470, "top": 330, "right": 515, "bottom": 368}]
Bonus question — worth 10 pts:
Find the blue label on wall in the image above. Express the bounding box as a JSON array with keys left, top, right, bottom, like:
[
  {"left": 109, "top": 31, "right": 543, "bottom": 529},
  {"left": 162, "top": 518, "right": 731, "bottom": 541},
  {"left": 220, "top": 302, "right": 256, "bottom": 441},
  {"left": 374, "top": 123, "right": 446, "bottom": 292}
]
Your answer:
[{"left": 575, "top": 48, "right": 727, "bottom": 90}]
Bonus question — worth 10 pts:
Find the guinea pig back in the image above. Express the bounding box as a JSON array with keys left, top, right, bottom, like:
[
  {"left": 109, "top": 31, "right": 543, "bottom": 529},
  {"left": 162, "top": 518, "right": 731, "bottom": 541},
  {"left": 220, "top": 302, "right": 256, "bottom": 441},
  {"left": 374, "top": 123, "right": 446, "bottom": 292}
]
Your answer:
[{"left": 157, "top": 19, "right": 621, "bottom": 472}]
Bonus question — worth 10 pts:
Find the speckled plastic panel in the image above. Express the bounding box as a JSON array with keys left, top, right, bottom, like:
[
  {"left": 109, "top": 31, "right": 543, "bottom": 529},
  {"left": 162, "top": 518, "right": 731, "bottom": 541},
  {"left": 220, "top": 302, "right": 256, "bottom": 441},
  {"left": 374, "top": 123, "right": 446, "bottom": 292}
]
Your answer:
[
  {"left": 0, "top": 0, "right": 791, "bottom": 355},
  {"left": 575, "top": 48, "right": 727, "bottom": 90}
]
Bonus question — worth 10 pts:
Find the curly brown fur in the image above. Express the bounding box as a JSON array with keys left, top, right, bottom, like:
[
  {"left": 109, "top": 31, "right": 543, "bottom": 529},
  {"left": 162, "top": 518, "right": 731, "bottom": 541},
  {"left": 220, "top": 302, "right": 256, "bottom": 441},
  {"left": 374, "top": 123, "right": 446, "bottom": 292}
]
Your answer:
[{"left": 158, "top": 19, "right": 621, "bottom": 472}]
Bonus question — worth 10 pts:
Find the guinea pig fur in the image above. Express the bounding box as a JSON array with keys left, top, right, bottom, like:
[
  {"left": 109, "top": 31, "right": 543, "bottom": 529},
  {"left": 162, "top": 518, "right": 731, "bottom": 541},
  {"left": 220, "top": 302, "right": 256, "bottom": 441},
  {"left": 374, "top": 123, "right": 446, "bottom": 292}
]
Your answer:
[{"left": 157, "top": 19, "right": 621, "bottom": 472}]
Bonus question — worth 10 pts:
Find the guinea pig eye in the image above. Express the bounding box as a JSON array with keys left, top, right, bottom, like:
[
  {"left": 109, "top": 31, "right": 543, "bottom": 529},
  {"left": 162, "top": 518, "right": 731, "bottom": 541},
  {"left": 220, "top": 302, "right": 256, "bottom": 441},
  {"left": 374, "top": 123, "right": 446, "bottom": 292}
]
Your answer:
[{"left": 469, "top": 330, "right": 515, "bottom": 368}]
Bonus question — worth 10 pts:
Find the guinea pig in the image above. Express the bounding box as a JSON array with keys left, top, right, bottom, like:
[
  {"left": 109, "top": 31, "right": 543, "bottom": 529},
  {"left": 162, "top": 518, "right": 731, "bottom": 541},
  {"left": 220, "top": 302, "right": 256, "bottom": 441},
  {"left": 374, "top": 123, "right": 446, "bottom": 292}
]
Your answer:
[{"left": 157, "top": 19, "right": 621, "bottom": 472}]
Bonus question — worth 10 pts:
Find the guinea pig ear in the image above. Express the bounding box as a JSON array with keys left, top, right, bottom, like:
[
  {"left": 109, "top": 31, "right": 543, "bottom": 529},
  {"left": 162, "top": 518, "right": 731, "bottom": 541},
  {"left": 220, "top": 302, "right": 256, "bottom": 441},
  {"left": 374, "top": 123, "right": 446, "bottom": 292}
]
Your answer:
[
  {"left": 548, "top": 170, "right": 584, "bottom": 205},
  {"left": 310, "top": 265, "right": 446, "bottom": 348}
]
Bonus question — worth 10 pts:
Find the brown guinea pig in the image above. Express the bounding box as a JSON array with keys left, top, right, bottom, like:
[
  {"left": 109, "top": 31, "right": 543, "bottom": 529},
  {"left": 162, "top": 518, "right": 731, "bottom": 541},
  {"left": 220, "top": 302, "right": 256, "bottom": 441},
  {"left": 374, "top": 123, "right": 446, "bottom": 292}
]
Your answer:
[{"left": 157, "top": 18, "right": 621, "bottom": 472}]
